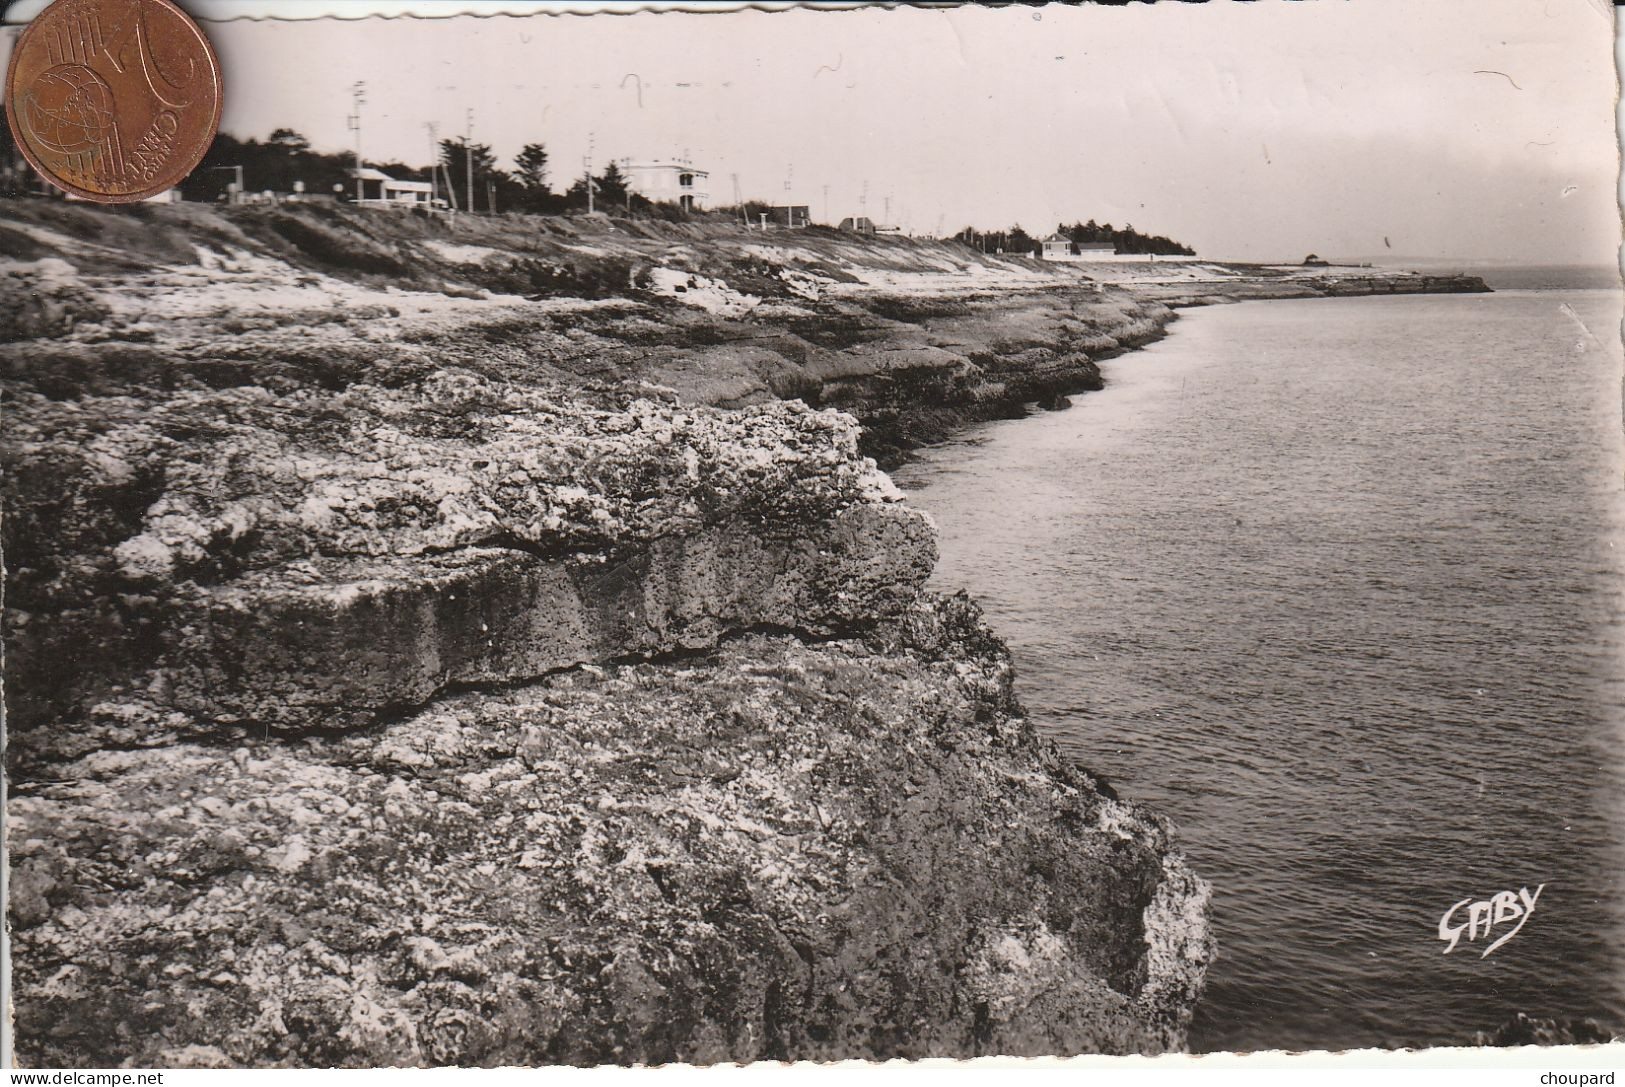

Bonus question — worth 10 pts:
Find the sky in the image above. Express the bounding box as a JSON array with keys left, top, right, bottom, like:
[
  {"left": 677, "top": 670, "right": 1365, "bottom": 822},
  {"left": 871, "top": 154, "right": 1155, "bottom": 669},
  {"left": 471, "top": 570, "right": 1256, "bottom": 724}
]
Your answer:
[{"left": 5, "top": 0, "right": 1620, "bottom": 262}]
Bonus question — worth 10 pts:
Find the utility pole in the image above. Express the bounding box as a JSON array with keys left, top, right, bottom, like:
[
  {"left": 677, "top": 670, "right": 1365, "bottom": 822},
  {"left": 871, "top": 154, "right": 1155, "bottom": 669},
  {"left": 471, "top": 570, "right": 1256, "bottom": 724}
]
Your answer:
[
  {"left": 440, "top": 157, "right": 459, "bottom": 212},
  {"left": 464, "top": 109, "right": 475, "bottom": 214},
  {"left": 348, "top": 82, "right": 366, "bottom": 203},
  {"left": 821, "top": 184, "right": 828, "bottom": 225},
  {"left": 584, "top": 133, "right": 595, "bottom": 215},
  {"left": 424, "top": 122, "right": 439, "bottom": 206}
]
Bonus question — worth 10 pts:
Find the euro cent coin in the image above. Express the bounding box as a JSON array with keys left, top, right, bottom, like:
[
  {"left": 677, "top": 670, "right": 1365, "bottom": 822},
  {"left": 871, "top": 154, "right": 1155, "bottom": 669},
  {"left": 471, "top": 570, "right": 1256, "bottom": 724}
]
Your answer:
[{"left": 4, "top": 0, "right": 222, "bottom": 203}]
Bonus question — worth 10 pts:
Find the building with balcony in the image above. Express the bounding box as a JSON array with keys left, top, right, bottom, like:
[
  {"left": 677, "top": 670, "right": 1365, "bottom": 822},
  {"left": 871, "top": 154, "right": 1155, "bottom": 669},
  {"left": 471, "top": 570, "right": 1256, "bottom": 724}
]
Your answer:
[{"left": 625, "top": 161, "right": 710, "bottom": 211}]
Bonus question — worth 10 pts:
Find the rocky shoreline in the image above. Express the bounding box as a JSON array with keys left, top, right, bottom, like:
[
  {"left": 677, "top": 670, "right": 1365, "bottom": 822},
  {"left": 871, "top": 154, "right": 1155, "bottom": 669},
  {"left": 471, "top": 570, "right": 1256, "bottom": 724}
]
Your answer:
[{"left": 2, "top": 202, "right": 1486, "bottom": 1066}]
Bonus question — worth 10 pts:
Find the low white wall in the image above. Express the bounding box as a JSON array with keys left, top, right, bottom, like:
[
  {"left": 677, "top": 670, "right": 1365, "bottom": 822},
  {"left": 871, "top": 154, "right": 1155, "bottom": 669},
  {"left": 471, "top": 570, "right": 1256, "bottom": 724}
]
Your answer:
[{"left": 1041, "top": 253, "right": 1169, "bottom": 264}]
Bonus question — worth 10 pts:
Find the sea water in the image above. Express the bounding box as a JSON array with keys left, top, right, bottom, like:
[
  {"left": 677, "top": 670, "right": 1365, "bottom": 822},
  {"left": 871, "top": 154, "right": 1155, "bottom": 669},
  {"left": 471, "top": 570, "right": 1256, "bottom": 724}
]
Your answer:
[{"left": 892, "top": 271, "right": 1625, "bottom": 1051}]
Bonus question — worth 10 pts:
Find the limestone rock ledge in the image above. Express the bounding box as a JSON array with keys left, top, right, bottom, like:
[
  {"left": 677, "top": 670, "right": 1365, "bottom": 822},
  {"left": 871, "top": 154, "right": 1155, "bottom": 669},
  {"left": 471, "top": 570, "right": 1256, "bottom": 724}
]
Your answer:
[
  {"left": 9, "top": 596, "right": 1211, "bottom": 1067},
  {"left": 15, "top": 500, "right": 933, "bottom": 753},
  {"left": 6, "top": 367, "right": 1211, "bottom": 1066},
  {"left": 4, "top": 371, "right": 919, "bottom": 741}
]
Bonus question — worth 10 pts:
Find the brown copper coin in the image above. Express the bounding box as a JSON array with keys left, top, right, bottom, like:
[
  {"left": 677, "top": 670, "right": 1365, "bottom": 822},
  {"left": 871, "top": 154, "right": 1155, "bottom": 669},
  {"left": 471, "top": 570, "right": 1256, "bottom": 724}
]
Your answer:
[{"left": 4, "top": 0, "right": 222, "bottom": 203}]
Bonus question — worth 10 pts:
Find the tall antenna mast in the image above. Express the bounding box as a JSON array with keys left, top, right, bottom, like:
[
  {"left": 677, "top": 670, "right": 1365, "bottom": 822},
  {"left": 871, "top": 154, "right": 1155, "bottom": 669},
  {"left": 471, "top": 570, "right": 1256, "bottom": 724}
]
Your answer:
[
  {"left": 424, "top": 121, "right": 439, "bottom": 205},
  {"left": 348, "top": 81, "right": 366, "bottom": 202},
  {"left": 584, "top": 132, "right": 595, "bottom": 215},
  {"left": 465, "top": 109, "right": 475, "bottom": 215}
]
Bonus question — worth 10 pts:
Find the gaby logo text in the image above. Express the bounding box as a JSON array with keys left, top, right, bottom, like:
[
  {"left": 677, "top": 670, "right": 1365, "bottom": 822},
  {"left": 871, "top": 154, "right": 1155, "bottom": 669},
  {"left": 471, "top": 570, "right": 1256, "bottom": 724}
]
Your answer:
[{"left": 1438, "top": 883, "right": 1546, "bottom": 958}]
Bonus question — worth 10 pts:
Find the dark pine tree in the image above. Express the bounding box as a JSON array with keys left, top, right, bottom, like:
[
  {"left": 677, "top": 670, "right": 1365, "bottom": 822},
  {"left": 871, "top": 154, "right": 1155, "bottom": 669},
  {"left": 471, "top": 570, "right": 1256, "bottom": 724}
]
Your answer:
[{"left": 439, "top": 137, "right": 503, "bottom": 213}]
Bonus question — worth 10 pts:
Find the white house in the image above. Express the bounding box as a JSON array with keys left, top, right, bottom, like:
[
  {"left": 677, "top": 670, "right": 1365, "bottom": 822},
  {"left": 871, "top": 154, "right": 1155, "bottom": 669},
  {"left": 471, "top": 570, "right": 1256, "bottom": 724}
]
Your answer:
[
  {"left": 1041, "top": 233, "right": 1073, "bottom": 260},
  {"left": 1041, "top": 235, "right": 1122, "bottom": 262},
  {"left": 625, "top": 161, "right": 710, "bottom": 211},
  {"left": 345, "top": 167, "right": 440, "bottom": 210}
]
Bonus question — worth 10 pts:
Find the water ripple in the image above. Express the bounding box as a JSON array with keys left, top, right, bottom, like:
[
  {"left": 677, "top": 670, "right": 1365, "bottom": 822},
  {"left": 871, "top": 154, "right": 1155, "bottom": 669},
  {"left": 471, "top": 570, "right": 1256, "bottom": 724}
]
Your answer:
[{"left": 895, "top": 288, "right": 1625, "bottom": 1051}]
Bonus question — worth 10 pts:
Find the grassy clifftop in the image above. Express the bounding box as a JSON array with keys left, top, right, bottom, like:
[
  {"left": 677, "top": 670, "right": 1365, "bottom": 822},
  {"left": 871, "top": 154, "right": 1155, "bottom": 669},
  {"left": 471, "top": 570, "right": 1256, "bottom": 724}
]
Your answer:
[
  {"left": 0, "top": 198, "right": 1074, "bottom": 299},
  {"left": 2, "top": 200, "right": 1181, "bottom": 461}
]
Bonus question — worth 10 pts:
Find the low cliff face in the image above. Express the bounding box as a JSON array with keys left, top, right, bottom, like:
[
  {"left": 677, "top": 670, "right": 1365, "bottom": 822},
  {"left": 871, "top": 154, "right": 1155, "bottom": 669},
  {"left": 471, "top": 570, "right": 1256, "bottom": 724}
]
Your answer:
[
  {"left": 6, "top": 201, "right": 1508, "bottom": 1066},
  {"left": 5, "top": 382, "right": 1212, "bottom": 1064},
  {"left": 4, "top": 211, "right": 1214, "bottom": 1064},
  {"left": 4, "top": 372, "right": 927, "bottom": 747},
  {"left": 10, "top": 596, "right": 1211, "bottom": 1067}
]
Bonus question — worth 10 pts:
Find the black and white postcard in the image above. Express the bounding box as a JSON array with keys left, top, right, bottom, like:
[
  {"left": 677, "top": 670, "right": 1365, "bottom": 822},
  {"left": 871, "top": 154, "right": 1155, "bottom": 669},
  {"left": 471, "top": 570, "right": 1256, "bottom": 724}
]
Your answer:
[{"left": 2, "top": 0, "right": 1621, "bottom": 1072}]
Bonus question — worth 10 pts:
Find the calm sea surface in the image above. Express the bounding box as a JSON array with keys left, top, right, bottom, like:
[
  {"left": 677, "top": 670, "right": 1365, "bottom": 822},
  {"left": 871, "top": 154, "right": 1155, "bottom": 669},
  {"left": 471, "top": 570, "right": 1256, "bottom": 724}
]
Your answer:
[{"left": 893, "top": 273, "right": 1625, "bottom": 1051}]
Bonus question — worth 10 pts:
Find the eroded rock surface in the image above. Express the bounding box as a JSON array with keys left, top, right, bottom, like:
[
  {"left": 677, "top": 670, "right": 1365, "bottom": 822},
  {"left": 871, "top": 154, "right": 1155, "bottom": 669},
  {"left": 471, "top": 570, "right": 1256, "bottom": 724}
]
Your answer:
[
  {"left": 4, "top": 368, "right": 1211, "bottom": 1065},
  {"left": 4, "top": 365, "right": 1211, "bottom": 1067},
  {"left": 9, "top": 597, "right": 1211, "bottom": 1068},
  {"left": 4, "top": 372, "right": 925, "bottom": 743},
  {"left": 3, "top": 205, "right": 1228, "bottom": 1067}
]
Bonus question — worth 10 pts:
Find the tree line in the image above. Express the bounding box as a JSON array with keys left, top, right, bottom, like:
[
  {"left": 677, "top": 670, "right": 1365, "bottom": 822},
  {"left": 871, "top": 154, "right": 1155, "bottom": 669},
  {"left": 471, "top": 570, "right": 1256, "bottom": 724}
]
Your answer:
[
  {"left": 2, "top": 121, "right": 1201, "bottom": 252},
  {"left": 954, "top": 220, "right": 1195, "bottom": 257},
  {"left": 178, "top": 127, "right": 694, "bottom": 217}
]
